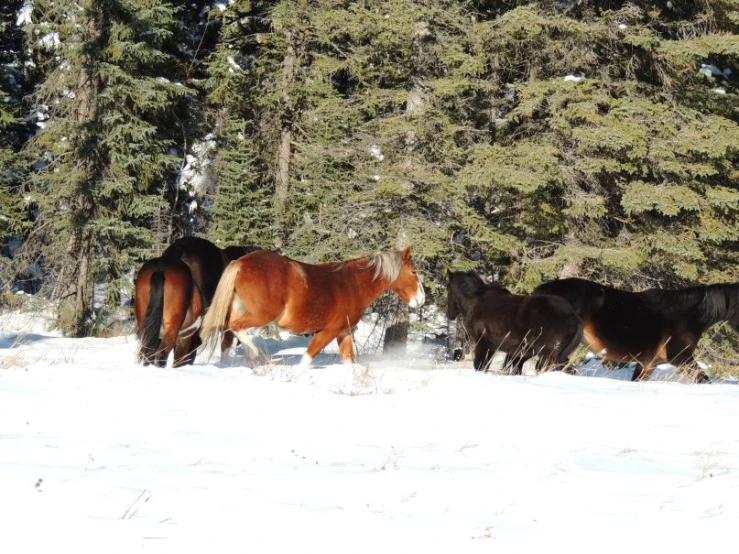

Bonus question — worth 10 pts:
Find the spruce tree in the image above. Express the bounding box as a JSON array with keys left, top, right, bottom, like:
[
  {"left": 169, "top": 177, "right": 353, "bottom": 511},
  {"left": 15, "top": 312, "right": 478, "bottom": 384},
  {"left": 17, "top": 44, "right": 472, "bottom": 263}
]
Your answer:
[
  {"left": 20, "top": 0, "right": 190, "bottom": 335},
  {"left": 0, "top": 0, "right": 30, "bottom": 285},
  {"left": 458, "top": 0, "right": 739, "bottom": 289},
  {"left": 203, "top": 0, "right": 275, "bottom": 249}
]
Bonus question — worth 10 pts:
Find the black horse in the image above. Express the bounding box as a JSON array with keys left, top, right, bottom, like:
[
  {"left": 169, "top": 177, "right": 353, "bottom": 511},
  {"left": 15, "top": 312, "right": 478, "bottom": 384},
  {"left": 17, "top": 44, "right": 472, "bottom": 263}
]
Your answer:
[
  {"left": 222, "top": 245, "right": 260, "bottom": 262},
  {"left": 447, "top": 271, "right": 583, "bottom": 374},
  {"left": 135, "top": 237, "right": 259, "bottom": 366},
  {"left": 532, "top": 278, "right": 739, "bottom": 382}
]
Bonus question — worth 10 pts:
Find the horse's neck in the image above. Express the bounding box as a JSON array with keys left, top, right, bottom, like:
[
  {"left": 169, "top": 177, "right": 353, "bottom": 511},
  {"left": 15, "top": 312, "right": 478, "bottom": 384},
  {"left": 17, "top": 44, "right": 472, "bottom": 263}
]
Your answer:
[
  {"left": 652, "top": 285, "right": 736, "bottom": 328},
  {"left": 345, "top": 259, "right": 392, "bottom": 304},
  {"left": 705, "top": 284, "right": 739, "bottom": 326},
  {"left": 453, "top": 292, "right": 480, "bottom": 322}
]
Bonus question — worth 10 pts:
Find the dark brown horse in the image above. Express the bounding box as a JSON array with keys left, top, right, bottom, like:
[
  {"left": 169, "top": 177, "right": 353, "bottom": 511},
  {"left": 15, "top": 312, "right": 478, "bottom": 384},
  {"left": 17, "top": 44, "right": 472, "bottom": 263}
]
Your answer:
[
  {"left": 532, "top": 278, "right": 739, "bottom": 382},
  {"left": 134, "top": 237, "right": 259, "bottom": 367},
  {"left": 200, "top": 247, "right": 425, "bottom": 366},
  {"left": 447, "top": 271, "right": 582, "bottom": 373}
]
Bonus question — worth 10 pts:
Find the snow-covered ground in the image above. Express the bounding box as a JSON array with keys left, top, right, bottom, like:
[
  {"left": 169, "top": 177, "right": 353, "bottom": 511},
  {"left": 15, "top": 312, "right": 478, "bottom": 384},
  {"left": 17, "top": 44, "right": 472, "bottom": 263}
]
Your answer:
[{"left": 2, "top": 310, "right": 739, "bottom": 553}]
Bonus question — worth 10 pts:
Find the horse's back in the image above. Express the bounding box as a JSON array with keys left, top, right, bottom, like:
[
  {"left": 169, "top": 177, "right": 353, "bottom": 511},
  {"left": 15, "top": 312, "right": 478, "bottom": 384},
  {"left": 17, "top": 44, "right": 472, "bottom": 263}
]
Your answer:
[
  {"left": 222, "top": 245, "right": 260, "bottom": 261},
  {"left": 232, "top": 250, "right": 293, "bottom": 295},
  {"left": 163, "top": 237, "right": 227, "bottom": 305},
  {"left": 533, "top": 278, "right": 608, "bottom": 315}
]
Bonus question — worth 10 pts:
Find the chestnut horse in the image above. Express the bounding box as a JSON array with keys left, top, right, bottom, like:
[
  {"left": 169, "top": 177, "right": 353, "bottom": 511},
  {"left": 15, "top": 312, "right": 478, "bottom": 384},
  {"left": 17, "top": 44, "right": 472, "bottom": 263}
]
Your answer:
[
  {"left": 135, "top": 257, "right": 205, "bottom": 367},
  {"left": 532, "top": 278, "right": 739, "bottom": 382},
  {"left": 200, "top": 247, "right": 426, "bottom": 366},
  {"left": 447, "top": 271, "right": 582, "bottom": 373},
  {"left": 134, "top": 237, "right": 259, "bottom": 367}
]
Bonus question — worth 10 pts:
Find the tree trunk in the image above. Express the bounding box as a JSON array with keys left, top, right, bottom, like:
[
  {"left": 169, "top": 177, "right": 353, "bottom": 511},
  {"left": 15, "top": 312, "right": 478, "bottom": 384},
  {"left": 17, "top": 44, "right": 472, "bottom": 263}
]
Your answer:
[
  {"left": 57, "top": 43, "right": 99, "bottom": 336},
  {"left": 58, "top": 228, "right": 93, "bottom": 337},
  {"left": 383, "top": 297, "right": 409, "bottom": 353},
  {"left": 273, "top": 28, "right": 298, "bottom": 245}
]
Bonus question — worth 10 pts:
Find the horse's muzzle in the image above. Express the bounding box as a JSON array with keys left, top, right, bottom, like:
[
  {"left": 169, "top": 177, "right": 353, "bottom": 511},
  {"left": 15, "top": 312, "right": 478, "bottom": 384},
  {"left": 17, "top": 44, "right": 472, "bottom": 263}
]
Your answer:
[{"left": 408, "top": 282, "right": 426, "bottom": 308}]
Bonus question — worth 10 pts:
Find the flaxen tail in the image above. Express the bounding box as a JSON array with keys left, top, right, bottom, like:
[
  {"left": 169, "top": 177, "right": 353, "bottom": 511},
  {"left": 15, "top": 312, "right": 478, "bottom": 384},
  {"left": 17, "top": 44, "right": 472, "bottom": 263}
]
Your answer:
[
  {"left": 140, "top": 270, "right": 165, "bottom": 363},
  {"left": 200, "top": 260, "right": 241, "bottom": 352}
]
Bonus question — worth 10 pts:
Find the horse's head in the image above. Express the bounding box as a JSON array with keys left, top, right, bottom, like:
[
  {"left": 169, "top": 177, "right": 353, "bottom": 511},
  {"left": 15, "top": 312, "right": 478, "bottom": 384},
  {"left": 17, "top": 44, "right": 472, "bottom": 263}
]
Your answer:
[
  {"left": 728, "top": 284, "right": 739, "bottom": 332},
  {"left": 447, "top": 270, "right": 491, "bottom": 320},
  {"left": 388, "top": 246, "right": 425, "bottom": 308},
  {"left": 447, "top": 271, "right": 462, "bottom": 320}
]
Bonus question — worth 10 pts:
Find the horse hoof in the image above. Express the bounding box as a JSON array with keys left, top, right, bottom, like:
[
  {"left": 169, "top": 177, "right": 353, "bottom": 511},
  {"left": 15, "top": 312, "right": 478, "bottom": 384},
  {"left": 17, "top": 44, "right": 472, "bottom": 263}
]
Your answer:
[
  {"left": 452, "top": 348, "right": 464, "bottom": 362},
  {"left": 696, "top": 371, "right": 711, "bottom": 384}
]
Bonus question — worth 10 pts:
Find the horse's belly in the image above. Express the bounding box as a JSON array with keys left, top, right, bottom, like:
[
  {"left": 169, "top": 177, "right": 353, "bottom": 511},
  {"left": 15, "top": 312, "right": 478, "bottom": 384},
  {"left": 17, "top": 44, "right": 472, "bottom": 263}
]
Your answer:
[
  {"left": 275, "top": 307, "right": 318, "bottom": 335},
  {"left": 583, "top": 322, "right": 668, "bottom": 364}
]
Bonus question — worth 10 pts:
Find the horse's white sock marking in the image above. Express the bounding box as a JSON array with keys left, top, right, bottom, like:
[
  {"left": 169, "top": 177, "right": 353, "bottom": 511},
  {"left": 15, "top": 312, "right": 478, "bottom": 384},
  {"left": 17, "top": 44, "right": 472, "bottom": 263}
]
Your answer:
[
  {"left": 179, "top": 316, "right": 202, "bottom": 337},
  {"left": 234, "top": 331, "right": 263, "bottom": 367},
  {"left": 298, "top": 354, "right": 313, "bottom": 368}
]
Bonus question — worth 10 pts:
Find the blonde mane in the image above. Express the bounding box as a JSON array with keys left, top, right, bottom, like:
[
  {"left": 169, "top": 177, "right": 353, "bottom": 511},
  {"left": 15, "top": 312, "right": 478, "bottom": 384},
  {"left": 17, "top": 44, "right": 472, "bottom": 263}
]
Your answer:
[{"left": 364, "top": 250, "right": 403, "bottom": 282}]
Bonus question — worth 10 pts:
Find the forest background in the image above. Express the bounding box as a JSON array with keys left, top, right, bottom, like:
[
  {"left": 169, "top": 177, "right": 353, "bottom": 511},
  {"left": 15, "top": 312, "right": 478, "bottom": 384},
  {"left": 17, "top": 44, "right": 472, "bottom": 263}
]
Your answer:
[{"left": 0, "top": 0, "right": 737, "bottom": 349}]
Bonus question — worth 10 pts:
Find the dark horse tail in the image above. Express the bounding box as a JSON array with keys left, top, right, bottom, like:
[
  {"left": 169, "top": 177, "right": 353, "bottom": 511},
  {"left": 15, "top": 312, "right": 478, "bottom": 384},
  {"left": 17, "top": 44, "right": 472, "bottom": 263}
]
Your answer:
[
  {"left": 559, "top": 315, "right": 584, "bottom": 363},
  {"left": 140, "top": 268, "right": 165, "bottom": 361}
]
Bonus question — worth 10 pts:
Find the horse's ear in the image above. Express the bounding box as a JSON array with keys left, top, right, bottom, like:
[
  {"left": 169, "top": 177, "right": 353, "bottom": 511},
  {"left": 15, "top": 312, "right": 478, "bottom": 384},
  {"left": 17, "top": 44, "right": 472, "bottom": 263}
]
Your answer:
[{"left": 402, "top": 246, "right": 412, "bottom": 262}]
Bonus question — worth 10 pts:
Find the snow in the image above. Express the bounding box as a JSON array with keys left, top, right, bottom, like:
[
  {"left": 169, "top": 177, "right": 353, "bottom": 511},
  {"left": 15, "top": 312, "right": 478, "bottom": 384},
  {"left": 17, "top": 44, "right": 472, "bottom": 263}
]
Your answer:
[
  {"left": 178, "top": 135, "right": 216, "bottom": 195},
  {"left": 700, "top": 64, "right": 723, "bottom": 78},
  {"left": 369, "top": 144, "right": 385, "bottom": 161},
  {"left": 214, "top": 0, "right": 236, "bottom": 12},
  {"left": 618, "top": 23, "right": 627, "bottom": 29},
  {"left": 226, "top": 56, "right": 241, "bottom": 71},
  {"left": 39, "top": 32, "right": 60, "bottom": 50},
  {"left": 564, "top": 74, "right": 584, "bottom": 82},
  {"left": 2, "top": 311, "right": 739, "bottom": 552},
  {"left": 16, "top": 0, "right": 33, "bottom": 26}
]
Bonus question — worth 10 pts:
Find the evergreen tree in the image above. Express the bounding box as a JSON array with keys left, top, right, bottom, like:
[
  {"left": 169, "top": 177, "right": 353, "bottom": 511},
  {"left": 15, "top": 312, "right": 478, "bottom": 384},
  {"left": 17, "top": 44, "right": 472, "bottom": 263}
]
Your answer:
[
  {"left": 458, "top": 0, "right": 739, "bottom": 289},
  {"left": 0, "top": 0, "right": 31, "bottom": 285},
  {"left": 203, "top": 0, "right": 275, "bottom": 249},
  {"left": 20, "top": 0, "right": 191, "bottom": 335}
]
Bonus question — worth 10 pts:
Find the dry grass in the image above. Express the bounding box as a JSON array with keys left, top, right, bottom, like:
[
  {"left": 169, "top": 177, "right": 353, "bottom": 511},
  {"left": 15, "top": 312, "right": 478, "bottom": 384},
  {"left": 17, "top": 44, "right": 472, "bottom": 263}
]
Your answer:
[{"left": 692, "top": 323, "right": 739, "bottom": 380}]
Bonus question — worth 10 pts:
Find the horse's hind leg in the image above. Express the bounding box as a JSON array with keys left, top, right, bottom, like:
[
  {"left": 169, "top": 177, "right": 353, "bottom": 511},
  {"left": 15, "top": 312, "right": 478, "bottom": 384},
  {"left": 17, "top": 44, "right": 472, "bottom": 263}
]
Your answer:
[
  {"left": 158, "top": 311, "right": 187, "bottom": 368},
  {"left": 174, "top": 333, "right": 201, "bottom": 367},
  {"left": 155, "top": 328, "right": 179, "bottom": 367},
  {"left": 221, "top": 330, "right": 237, "bottom": 352}
]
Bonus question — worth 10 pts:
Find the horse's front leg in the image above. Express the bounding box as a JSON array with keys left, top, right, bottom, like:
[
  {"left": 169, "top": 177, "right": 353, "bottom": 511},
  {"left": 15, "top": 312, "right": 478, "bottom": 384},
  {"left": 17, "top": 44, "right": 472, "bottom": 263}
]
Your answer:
[
  {"left": 671, "top": 350, "right": 710, "bottom": 384},
  {"left": 156, "top": 326, "right": 179, "bottom": 368},
  {"left": 336, "top": 328, "right": 355, "bottom": 364},
  {"left": 508, "top": 356, "right": 524, "bottom": 375},
  {"left": 300, "top": 329, "right": 339, "bottom": 368},
  {"left": 632, "top": 363, "right": 654, "bottom": 382}
]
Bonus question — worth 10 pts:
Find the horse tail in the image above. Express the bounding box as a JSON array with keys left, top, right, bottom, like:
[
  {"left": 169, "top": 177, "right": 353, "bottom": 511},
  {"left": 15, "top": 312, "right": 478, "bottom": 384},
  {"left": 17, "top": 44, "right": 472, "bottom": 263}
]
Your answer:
[
  {"left": 200, "top": 260, "right": 240, "bottom": 351},
  {"left": 140, "top": 269, "right": 165, "bottom": 362},
  {"left": 559, "top": 315, "right": 584, "bottom": 363}
]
